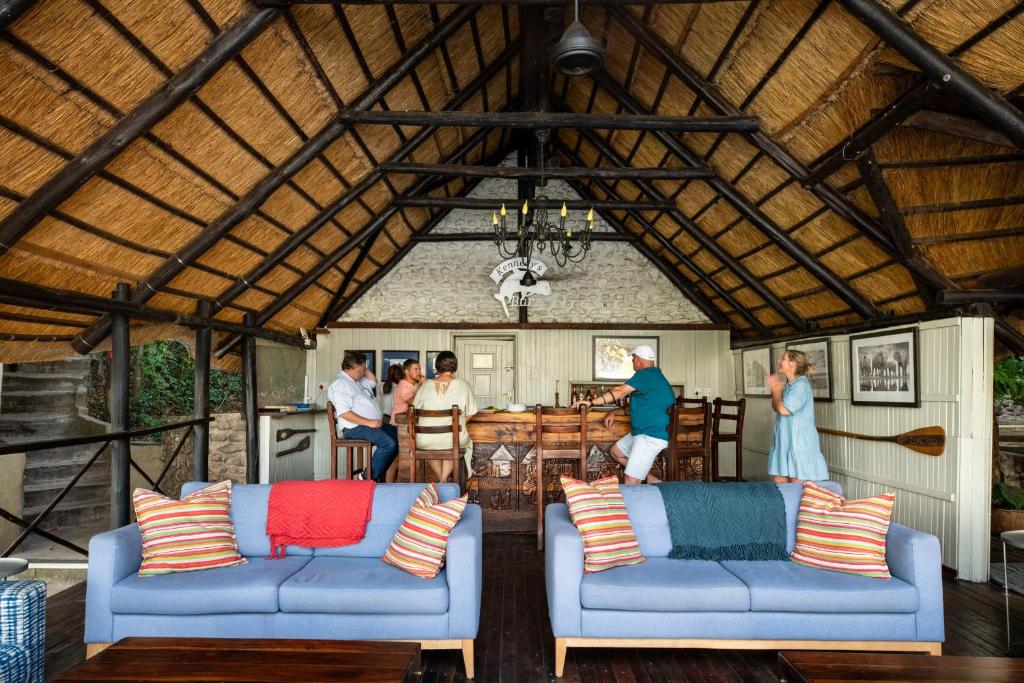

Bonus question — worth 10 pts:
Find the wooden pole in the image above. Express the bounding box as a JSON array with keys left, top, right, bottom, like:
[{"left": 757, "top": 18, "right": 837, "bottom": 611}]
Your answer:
[
  {"left": 382, "top": 163, "right": 713, "bottom": 180},
  {"left": 837, "top": 0, "right": 1024, "bottom": 148},
  {"left": 331, "top": 109, "right": 760, "bottom": 132},
  {"left": 395, "top": 197, "right": 674, "bottom": 210},
  {"left": 192, "top": 300, "right": 212, "bottom": 482},
  {"left": 939, "top": 290, "right": 1024, "bottom": 306},
  {"left": 109, "top": 283, "right": 131, "bottom": 528},
  {"left": 242, "top": 313, "right": 259, "bottom": 484}
]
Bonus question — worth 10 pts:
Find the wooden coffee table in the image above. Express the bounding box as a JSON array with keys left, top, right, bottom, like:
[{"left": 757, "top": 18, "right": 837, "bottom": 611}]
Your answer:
[
  {"left": 58, "top": 637, "right": 421, "bottom": 682},
  {"left": 780, "top": 650, "right": 1024, "bottom": 682}
]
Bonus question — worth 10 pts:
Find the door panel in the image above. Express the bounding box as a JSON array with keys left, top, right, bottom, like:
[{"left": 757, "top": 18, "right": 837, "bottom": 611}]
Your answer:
[{"left": 455, "top": 338, "right": 515, "bottom": 409}]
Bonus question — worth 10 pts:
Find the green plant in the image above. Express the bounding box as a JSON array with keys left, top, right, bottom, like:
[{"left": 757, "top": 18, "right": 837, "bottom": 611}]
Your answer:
[
  {"left": 994, "top": 481, "right": 1024, "bottom": 510},
  {"left": 995, "top": 355, "right": 1024, "bottom": 404}
]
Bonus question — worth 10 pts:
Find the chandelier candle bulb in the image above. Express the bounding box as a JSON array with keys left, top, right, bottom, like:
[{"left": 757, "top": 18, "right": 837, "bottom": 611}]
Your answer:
[{"left": 522, "top": 200, "right": 529, "bottom": 215}]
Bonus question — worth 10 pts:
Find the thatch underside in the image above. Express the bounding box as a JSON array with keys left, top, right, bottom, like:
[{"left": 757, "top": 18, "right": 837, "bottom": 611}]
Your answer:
[{"left": 0, "top": 0, "right": 1022, "bottom": 363}]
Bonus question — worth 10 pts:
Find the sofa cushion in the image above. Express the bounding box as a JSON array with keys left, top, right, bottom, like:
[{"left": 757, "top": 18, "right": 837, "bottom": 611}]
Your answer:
[
  {"left": 619, "top": 485, "right": 672, "bottom": 556},
  {"left": 562, "top": 476, "right": 645, "bottom": 573},
  {"left": 777, "top": 481, "right": 842, "bottom": 554},
  {"left": 580, "top": 558, "right": 750, "bottom": 612},
  {"left": 720, "top": 560, "right": 917, "bottom": 614},
  {"left": 279, "top": 557, "right": 449, "bottom": 614},
  {"left": 111, "top": 557, "right": 309, "bottom": 615}
]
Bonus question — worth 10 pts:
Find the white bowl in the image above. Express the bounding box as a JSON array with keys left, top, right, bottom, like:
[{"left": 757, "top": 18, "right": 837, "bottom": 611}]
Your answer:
[{"left": 506, "top": 403, "right": 527, "bottom": 413}]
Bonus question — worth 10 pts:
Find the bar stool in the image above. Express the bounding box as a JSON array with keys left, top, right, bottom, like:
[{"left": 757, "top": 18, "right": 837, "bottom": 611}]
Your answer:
[
  {"left": 408, "top": 406, "right": 464, "bottom": 491},
  {"left": 665, "top": 403, "right": 712, "bottom": 482},
  {"left": 711, "top": 397, "right": 746, "bottom": 482},
  {"left": 535, "top": 404, "right": 588, "bottom": 550},
  {"left": 327, "top": 402, "right": 372, "bottom": 479},
  {"left": 1002, "top": 529, "right": 1024, "bottom": 655}
]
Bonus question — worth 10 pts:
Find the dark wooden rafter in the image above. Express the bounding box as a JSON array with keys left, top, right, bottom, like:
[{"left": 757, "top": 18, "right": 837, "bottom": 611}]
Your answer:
[
  {"left": 995, "top": 318, "right": 1024, "bottom": 355},
  {"left": 318, "top": 233, "right": 377, "bottom": 327},
  {"left": 257, "top": 0, "right": 739, "bottom": 5},
  {"left": 837, "top": 0, "right": 1024, "bottom": 148},
  {"left": 0, "top": 7, "right": 281, "bottom": 254},
  {"left": 411, "top": 232, "right": 634, "bottom": 242},
  {"left": 554, "top": 140, "right": 768, "bottom": 335},
  {"left": 938, "top": 290, "right": 1024, "bottom": 306},
  {"left": 901, "top": 109, "right": 1020, "bottom": 149},
  {"left": 331, "top": 109, "right": 760, "bottom": 132},
  {"left": 0, "top": 0, "right": 35, "bottom": 31},
  {"left": 69, "top": 4, "right": 482, "bottom": 354},
  {"left": 589, "top": 70, "right": 882, "bottom": 322},
  {"left": 382, "top": 163, "right": 713, "bottom": 180},
  {"left": 396, "top": 197, "right": 675, "bottom": 210},
  {"left": 855, "top": 150, "right": 953, "bottom": 310}
]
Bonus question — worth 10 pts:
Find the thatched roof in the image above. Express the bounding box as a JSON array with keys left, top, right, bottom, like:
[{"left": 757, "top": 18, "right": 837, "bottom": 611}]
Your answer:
[{"left": 0, "top": 0, "right": 1022, "bottom": 362}]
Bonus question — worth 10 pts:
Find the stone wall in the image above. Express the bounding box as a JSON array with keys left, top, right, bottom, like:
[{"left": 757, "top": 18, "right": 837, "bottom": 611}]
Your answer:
[{"left": 159, "top": 412, "right": 247, "bottom": 497}]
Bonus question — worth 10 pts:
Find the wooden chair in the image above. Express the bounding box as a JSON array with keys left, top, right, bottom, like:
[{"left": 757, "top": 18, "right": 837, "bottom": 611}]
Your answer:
[
  {"left": 534, "top": 404, "right": 588, "bottom": 550},
  {"left": 712, "top": 397, "right": 746, "bottom": 482},
  {"left": 407, "top": 406, "right": 464, "bottom": 491},
  {"left": 665, "top": 403, "right": 713, "bottom": 482},
  {"left": 676, "top": 395, "right": 708, "bottom": 409},
  {"left": 327, "top": 402, "right": 372, "bottom": 479}
]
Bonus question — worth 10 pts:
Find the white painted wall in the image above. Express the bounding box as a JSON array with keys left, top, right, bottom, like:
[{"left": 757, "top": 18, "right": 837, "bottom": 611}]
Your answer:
[
  {"left": 309, "top": 326, "right": 735, "bottom": 480},
  {"left": 733, "top": 317, "right": 994, "bottom": 579}
]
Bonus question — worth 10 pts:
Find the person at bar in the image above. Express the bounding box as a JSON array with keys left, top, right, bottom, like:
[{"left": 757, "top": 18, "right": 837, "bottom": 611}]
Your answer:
[
  {"left": 381, "top": 363, "right": 405, "bottom": 423},
  {"left": 389, "top": 359, "right": 423, "bottom": 423},
  {"left": 412, "top": 351, "right": 478, "bottom": 483},
  {"left": 327, "top": 351, "right": 398, "bottom": 482},
  {"left": 766, "top": 349, "right": 828, "bottom": 483},
  {"left": 572, "top": 344, "right": 674, "bottom": 484}
]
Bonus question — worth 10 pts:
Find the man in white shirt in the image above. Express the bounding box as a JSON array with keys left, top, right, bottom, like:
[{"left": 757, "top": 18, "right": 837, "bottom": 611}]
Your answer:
[{"left": 327, "top": 351, "right": 398, "bottom": 482}]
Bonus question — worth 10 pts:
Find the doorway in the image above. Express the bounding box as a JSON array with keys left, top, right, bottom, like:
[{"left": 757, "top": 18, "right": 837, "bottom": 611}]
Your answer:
[{"left": 454, "top": 337, "right": 516, "bottom": 409}]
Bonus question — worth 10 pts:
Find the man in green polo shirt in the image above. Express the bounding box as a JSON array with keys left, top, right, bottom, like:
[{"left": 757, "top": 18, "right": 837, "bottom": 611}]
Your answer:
[{"left": 571, "top": 344, "right": 675, "bottom": 484}]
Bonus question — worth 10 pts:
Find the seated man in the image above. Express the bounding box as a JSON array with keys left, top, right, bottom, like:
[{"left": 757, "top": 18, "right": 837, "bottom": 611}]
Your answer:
[{"left": 327, "top": 351, "right": 397, "bottom": 482}]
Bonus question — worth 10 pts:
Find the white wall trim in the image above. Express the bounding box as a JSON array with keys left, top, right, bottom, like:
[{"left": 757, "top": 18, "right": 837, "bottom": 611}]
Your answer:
[{"left": 828, "top": 465, "right": 956, "bottom": 503}]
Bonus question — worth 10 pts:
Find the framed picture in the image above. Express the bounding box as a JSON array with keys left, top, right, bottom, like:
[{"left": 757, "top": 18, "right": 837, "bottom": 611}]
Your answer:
[
  {"left": 849, "top": 327, "right": 920, "bottom": 408},
  {"left": 592, "top": 336, "right": 659, "bottom": 381},
  {"left": 425, "top": 350, "right": 443, "bottom": 379},
  {"left": 382, "top": 350, "right": 420, "bottom": 376},
  {"left": 345, "top": 350, "right": 376, "bottom": 395},
  {"left": 786, "top": 338, "right": 833, "bottom": 402},
  {"left": 742, "top": 347, "right": 771, "bottom": 397}
]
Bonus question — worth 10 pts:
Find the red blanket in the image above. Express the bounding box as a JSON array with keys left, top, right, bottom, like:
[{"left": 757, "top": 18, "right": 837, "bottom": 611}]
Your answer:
[{"left": 266, "top": 480, "right": 375, "bottom": 558}]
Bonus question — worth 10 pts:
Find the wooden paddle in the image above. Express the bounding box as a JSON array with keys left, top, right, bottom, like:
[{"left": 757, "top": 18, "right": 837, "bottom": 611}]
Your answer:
[{"left": 817, "top": 426, "right": 945, "bottom": 456}]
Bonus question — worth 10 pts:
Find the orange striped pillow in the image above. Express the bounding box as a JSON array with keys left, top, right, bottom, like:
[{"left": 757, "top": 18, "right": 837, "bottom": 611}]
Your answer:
[
  {"left": 560, "top": 476, "right": 645, "bottom": 573},
  {"left": 133, "top": 480, "right": 246, "bottom": 577},
  {"left": 790, "top": 481, "right": 895, "bottom": 579},
  {"left": 382, "top": 483, "right": 468, "bottom": 579}
]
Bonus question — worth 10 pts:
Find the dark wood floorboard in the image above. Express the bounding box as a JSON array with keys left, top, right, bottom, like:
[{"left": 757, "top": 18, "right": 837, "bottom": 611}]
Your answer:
[{"left": 43, "top": 534, "right": 1024, "bottom": 682}]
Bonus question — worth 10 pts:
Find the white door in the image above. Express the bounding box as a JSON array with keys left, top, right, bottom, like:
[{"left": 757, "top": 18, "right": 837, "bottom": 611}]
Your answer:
[{"left": 455, "top": 338, "right": 516, "bottom": 410}]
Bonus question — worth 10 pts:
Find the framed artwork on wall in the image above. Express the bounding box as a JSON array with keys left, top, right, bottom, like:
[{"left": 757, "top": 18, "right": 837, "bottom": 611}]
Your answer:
[
  {"left": 425, "top": 350, "right": 443, "bottom": 379},
  {"left": 592, "top": 336, "right": 659, "bottom": 381},
  {"left": 786, "top": 338, "right": 834, "bottom": 402},
  {"left": 741, "top": 347, "right": 771, "bottom": 397},
  {"left": 382, "top": 350, "right": 420, "bottom": 376},
  {"left": 345, "top": 350, "right": 376, "bottom": 395},
  {"left": 849, "top": 327, "right": 920, "bottom": 408}
]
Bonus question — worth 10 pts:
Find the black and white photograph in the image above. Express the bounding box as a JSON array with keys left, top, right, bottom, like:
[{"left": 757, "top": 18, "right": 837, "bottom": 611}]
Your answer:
[
  {"left": 786, "top": 338, "right": 833, "bottom": 402},
  {"left": 849, "top": 328, "right": 920, "bottom": 407},
  {"left": 425, "top": 350, "right": 443, "bottom": 379},
  {"left": 742, "top": 347, "right": 771, "bottom": 397}
]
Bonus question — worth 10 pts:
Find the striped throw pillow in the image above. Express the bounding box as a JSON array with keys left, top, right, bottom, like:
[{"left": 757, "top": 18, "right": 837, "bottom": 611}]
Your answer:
[
  {"left": 560, "top": 476, "right": 645, "bottom": 573},
  {"left": 382, "top": 483, "right": 468, "bottom": 579},
  {"left": 790, "top": 481, "right": 895, "bottom": 579},
  {"left": 133, "top": 480, "right": 246, "bottom": 577}
]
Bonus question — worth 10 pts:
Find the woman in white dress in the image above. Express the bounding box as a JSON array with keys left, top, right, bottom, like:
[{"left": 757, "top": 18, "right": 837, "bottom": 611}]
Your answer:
[{"left": 412, "top": 351, "right": 478, "bottom": 483}]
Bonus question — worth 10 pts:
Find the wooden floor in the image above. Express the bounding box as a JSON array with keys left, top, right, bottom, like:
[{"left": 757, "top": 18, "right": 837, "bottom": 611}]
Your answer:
[{"left": 45, "top": 534, "right": 1024, "bottom": 682}]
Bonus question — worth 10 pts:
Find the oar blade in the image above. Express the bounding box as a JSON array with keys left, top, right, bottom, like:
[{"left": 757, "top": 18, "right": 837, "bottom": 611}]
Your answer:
[{"left": 894, "top": 426, "right": 945, "bottom": 456}]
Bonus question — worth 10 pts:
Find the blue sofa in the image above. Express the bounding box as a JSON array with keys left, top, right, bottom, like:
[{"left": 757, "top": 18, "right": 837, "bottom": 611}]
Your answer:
[
  {"left": 545, "top": 482, "right": 943, "bottom": 677},
  {"left": 86, "top": 482, "right": 481, "bottom": 677},
  {"left": 0, "top": 579, "right": 46, "bottom": 683}
]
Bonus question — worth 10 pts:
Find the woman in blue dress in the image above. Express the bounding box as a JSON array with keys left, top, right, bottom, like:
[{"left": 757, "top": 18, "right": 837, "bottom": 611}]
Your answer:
[{"left": 767, "top": 350, "right": 829, "bottom": 483}]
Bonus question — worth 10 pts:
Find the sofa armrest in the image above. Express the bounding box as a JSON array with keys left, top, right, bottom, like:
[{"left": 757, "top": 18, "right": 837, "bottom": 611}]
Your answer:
[
  {"left": 545, "top": 503, "right": 583, "bottom": 637},
  {"left": 886, "top": 523, "right": 944, "bottom": 642},
  {"left": 85, "top": 524, "right": 142, "bottom": 643},
  {"left": 446, "top": 503, "right": 482, "bottom": 639},
  {"left": 0, "top": 580, "right": 46, "bottom": 683}
]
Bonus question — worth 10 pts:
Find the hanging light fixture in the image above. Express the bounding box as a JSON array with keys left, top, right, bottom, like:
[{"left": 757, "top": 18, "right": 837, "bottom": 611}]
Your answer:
[
  {"left": 550, "top": 0, "right": 603, "bottom": 76},
  {"left": 491, "top": 195, "right": 595, "bottom": 271}
]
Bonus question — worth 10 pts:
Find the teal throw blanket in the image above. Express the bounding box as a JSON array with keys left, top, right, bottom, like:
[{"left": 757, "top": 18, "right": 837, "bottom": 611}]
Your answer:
[{"left": 655, "top": 482, "right": 788, "bottom": 561}]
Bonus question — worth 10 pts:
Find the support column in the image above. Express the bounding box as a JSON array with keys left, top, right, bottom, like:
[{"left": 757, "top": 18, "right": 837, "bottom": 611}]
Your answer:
[
  {"left": 109, "top": 283, "right": 131, "bottom": 528},
  {"left": 241, "top": 313, "right": 259, "bottom": 484},
  {"left": 192, "top": 300, "right": 212, "bottom": 482}
]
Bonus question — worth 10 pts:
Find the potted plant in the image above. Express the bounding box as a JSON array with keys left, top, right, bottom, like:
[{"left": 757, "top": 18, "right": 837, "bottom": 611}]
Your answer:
[{"left": 993, "top": 482, "right": 1024, "bottom": 534}]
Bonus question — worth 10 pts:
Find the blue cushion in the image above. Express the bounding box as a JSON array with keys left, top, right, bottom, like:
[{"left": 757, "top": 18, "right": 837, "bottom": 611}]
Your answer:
[
  {"left": 110, "top": 557, "right": 310, "bottom": 615},
  {"left": 620, "top": 485, "right": 672, "bottom": 556},
  {"left": 777, "top": 481, "right": 841, "bottom": 553},
  {"left": 721, "top": 560, "right": 918, "bottom": 614},
  {"left": 580, "top": 558, "right": 750, "bottom": 612},
  {"left": 279, "top": 557, "right": 449, "bottom": 614}
]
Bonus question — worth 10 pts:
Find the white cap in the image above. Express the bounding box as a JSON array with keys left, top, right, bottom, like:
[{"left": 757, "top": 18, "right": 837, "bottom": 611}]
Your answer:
[{"left": 631, "top": 344, "right": 656, "bottom": 361}]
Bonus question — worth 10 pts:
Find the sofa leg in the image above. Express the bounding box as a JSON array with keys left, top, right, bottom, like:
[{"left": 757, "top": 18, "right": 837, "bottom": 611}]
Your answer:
[
  {"left": 554, "top": 637, "right": 567, "bottom": 677},
  {"left": 461, "top": 639, "right": 475, "bottom": 679},
  {"left": 927, "top": 643, "right": 942, "bottom": 656},
  {"left": 86, "top": 643, "right": 111, "bottom": 659}
]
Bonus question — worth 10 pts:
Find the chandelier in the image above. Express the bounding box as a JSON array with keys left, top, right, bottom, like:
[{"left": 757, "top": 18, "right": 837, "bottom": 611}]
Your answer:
[{"left": 491, "top": 198, "right": 595, "bottom": 272}]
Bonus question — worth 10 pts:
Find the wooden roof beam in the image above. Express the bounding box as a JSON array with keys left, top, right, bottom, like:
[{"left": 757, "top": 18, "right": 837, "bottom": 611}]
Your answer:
[
  {"left": 382, "top": 163, "right": 714, "bottom": 181},
  {"left": 938, "top": 290, "right": 1024, "bottom": 306},
  {"left": 0, "top": 6, "right": 281, "bottom": 256},
  {"left": 610, "top": 6, "right": 899, "bottom": 256},
  {"left": 0, "top": 0, "right": 36, "bottom": 31},
  {"left": 901, "top": 109, "right": 1019, "bottom": 149},
  {"left": 554, "top": 139, "right": 769, "bottom": 335},
  {"left": 332, "top": 109, "right": 760, "bottom": 132},
  {"left": 837, "top": 0, "right": 1024, "bottom": 149},
  {"left": 258, "top": 0, "right": 737, "bottom": 5},
  {"left": 410, "top": 232, "right": 634, "bottom": 243},
  {"left": 996, "top": 318, "right": 1024, "bottom": 355},
  {"left": 69, "top": 3, "right": 481, "bottom": 354},
  {"left": 395, "top": 197, "right": 676, "bottom": 211}
]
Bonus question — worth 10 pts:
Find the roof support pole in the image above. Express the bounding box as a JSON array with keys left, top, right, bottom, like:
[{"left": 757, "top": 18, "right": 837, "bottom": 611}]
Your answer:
[
  {"left": 109, "top": 283, "right": 131, "bottom": 529},
  {"left": 192, "top": 300, "right": 212, "bottom": 483},
  {"left": 242, "top": 313, "right": 259, "bottom": 484}
]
